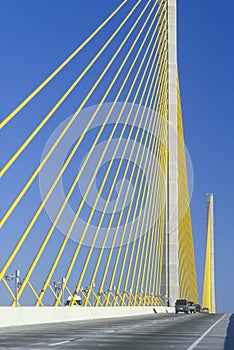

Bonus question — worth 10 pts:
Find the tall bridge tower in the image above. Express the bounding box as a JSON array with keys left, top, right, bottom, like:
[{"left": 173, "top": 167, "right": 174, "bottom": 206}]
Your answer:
[
  {"left": 202, "top": 194, "right": 216, "bottom": 313},
  {"left": 167, "top": 0, "right": 180, "bottom": 306}
]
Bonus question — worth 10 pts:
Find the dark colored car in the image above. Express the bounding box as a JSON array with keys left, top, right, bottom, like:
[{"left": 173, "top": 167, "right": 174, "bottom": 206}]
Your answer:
[
  {"left": 175, "top": 299, "right": 189, "bottom": 314},
  {"left": 188, "top": 301, "right": 196, "bottom": 313},
  {"left": 195, "top": 304, "right": 201, "bottom": 313}
]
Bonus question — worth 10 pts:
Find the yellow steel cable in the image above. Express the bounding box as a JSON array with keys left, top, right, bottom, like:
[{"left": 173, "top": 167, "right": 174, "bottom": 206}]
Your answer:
[
  {"left": 95, "top": 53, "right": 160, "bottom": 305},
  {"left": 122, "top": 47, "right": 168, "bottom": 298},
  {"left": 132, "top": 65, "right": 168, "bottom": 301},
  {"left": 27, "top": 281, "right": 44, "bottom": 307},
  {"left": 148, "top": 78, "right": 168, "bottom": 297},
  {"left": 48, "top": 284, "right": 62, "bottom": 304},
  {"left": 51, "top": 1, "right": 163, "bottom": 304},
  {"left": 130, "top": 109, "right": 163, "bottom": 302},
  {"left": 114, "top": 56, "right": 166, "bottom": 300},
  {"left": 65, "top": 285, "right": 74, "bottom": 301},
  {"left": 148, "top": 228, "right": 158, "bottom": 296},
  {"left": 0, "top": 1, "right": 128, "bottom": 129},
  {"left": 156, "top": 78, "right": 171, "bottom": 292},
  {"left": 32, "top": 0, "right": 156, "bottom": 306},
  {"left": 96, "top": 52, "right": 167, "bottom": 306},
  {"left": 178, "top": 86, "right": 197, "bottom": 298},
  {"left": 41, "top": 0, "right": 157, "bottom": 306},
  {"left": 152, "top": 211, "right": 165, "bottom": 295},
  {"left": 110, "top": 52, "right": 168, "bottom": 306},
  {"left": 55, "top": 3, "right": 164, "bottom": 307},
  {"left": 1, "top": 278, "right": 15, "bottom": 300},
  {"left": 157, "top": 166, "right": 168, "bottom": 294},
  {"left": 72, "top": 53, "right": 159, "bottom": 305},
  {"left": 142, "top": 28, "right": 169, "bottom": 298},
  {"left": 0, "top": 0, "right": 149, "bottom": 283},
  {"left": 147, "top": 51, "right": 169, "bottom": 297},
  {"left": 128, "top": 54, "right": 168, "bottom": 299},
  {"left": 105, "top": 11, "right": 168, "bottom": 301},
  {"left": 138, "top": 234, "right": 150, "bottom": 304},
  {"left": 177, "top": 74, "right": 198, "bottom": 302},
  {"left": 127, "top": 42, "right": 168, "bottom": 299},
  {"left": 1, "top": 0, "right": 142, "bottom": 225},
  {"left": 1, "top": 4, "right": 143, "bottom": 178},
  {"left": 78, "top": 4, "right": 167, "bottom": 307},
  {"left": 151, "top": 94, "right": 168, "bottom": 296},
  {"left": 149, "top": 120, "right": 167, "bottom": 296},
  {"left": 118, "top": 70, "right": 168, "bottom": 304},
  {"left": 98, "top": 18, "right": 168, "bottom": 304},
  {"left": 139, "top": 82, "right": 168, "bottom": 301}
]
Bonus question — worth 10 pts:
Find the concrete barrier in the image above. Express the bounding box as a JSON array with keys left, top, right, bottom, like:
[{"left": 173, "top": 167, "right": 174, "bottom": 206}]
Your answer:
[{"left": 0, "top": 306, "right": 174, "bottom": 327}]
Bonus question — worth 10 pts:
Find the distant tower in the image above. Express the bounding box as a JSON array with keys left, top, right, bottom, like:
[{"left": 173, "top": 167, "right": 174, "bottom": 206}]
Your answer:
[{"left": 202, "top": 194, "right": 216, "bottom": 313}]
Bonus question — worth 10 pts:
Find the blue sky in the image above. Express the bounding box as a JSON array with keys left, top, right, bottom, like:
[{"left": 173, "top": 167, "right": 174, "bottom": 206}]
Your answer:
[
  {"left": 177, "top": 0, "right": 234, "bottom": 312},
  {"left": 1, "top": 1, "right": 233, "bottom": 312}
]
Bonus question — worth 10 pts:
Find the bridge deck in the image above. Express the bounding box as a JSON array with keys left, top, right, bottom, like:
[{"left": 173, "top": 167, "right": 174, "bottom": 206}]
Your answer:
[{"left": 0, "top": 313, "right": 233, "bottom": 349}]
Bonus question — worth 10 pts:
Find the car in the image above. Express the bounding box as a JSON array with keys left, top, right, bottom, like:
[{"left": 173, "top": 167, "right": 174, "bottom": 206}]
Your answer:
[
  {"left": 202, "top": 307, "right": 209, "bottom": 313},
  {"left": 175, "top": 299, "right": 189, "bottom": 314},
  {"left": 188, "top": 301, "right": 196, "bottom": 313},
  {"left": 195, "top": 304, "right": 201, "bottom": 313},
  {"left": 65, "top": 295, "right": 82, "bottom": 306}
]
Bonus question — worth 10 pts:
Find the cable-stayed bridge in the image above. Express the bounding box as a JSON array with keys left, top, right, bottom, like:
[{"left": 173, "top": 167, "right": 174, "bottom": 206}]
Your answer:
[{"left": 1, "top": 0, "right": 202, "bottom": 312}]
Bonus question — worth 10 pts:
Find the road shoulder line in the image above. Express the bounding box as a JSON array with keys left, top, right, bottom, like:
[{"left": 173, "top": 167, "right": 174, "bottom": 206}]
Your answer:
[{"left": 186, "top": 314, "right": 227, "bottom": 350}]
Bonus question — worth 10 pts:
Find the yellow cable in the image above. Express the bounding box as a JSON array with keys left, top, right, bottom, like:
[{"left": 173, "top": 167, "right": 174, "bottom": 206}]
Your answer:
[
  {"left": 32, "top": 0, "right": 155, "bottom": 306},
  {"left": 80, "top": 2, "right": 167, "bottom": 307},
  {"left": 117, "top": 50, "right": 165, "bottom": 300},
  {"left": 128, "top": 34, "right": 168, "bottom": 300},
  {"left": 123, "top": 44, "right": 168, "bottom": 299},
  {"left": 148, "top": 41, "right": 169, "bottom": 297},
  {"left": 1, "top": 0, "right": 142, "bottom": 225},
  {"left": 112, "top": 53, "right": 168, "bottom": 306},
  {"left": 54, "top": 2, "right": 162, "bottom": 307},
  {"left": 0, "top": 0, "right": 128, "bottom": 129},
  {"left": 0, "top": 0, "right": 146, "bottom": 282},
  {"left": 108, "top": 9, "right": 168, "bottom": 301},
  {"left": 1, "top": 2, "right": 142, "bottom": 177},
  {"left": 101, "top": 14, "right": 168, "bottom": 304},
  {"left": 139, "top": 77, "right": 168, "bottom": 302}
]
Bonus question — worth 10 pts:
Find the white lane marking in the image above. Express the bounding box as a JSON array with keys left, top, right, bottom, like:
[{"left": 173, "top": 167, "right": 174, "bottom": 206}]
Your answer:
[
  {"left": 49, "top": 339, "right": 73, "bottom": 346},
  {"left": 104, "top": 330, "right": 115, "bottom": 333},
  {"left": 186, "top": 314, "right": 227, "bottom": 350}
]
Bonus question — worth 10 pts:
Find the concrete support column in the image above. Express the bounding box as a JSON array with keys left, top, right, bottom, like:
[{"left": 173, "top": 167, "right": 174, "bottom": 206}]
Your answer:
[
  {"left": 208, "top": 194, "right": 216, "bottom": 313},
  {"left": 167, "top": 0, "right": 179, "bottom": 306}
]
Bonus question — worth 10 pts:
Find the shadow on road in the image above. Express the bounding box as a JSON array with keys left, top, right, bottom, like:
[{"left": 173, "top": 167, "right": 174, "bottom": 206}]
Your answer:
[{"left": 224, "top": 314, "right": 234, "bottom": 350}]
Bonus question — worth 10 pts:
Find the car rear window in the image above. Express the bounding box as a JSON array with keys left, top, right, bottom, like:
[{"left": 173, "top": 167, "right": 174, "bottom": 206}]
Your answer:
[{"left": 176, "top": 299, "right": 187, "bottom": 305}]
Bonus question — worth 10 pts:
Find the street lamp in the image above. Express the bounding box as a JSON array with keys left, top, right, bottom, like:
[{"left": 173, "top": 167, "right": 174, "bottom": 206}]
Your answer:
[
  {"left": 54, "top": 277, "right": 65, "bottom": 306},
  {"left": 5, "top": 269, "right": 21, "bottom": 307},
  {"left": 92, "top": 282, "right": 95, "bottom": 306}
]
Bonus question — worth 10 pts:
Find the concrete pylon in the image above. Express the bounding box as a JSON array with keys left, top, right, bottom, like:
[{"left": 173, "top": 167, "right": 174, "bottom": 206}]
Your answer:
[
  {"left": 167, "top": 0, "right": 179, "bottom": 306},
  {"left": 202, "top": 194, "right": 216, "bottom": 313},
  {"left": 161, "top": 0, "right": 180, "bottom": 307}
]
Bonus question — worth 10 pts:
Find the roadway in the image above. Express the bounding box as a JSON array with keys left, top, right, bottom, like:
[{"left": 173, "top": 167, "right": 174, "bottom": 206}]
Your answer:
[{"left": 0, "top": 313, "right": 233, "bottom": 349}]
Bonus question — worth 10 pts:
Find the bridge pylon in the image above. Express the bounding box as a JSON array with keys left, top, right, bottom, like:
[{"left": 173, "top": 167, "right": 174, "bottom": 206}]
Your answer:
[
  {"left": 202, "top": 194, "right": 216, "bottom": 313},
  {"left": 163, "top": 0, "right": 180, "bottom": 307}
]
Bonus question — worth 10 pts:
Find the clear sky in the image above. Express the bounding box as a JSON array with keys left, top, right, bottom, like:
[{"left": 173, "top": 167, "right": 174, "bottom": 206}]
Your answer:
[
  {"left": 1, "top": 1, "right": 233, "bottom": 312},
  {"left": 177, "top": 0, "right": 234, "bottom": 312}
]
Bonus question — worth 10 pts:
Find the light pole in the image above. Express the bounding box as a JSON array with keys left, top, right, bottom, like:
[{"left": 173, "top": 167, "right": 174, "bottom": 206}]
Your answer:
[
  {"left": 54, "top": 278, "right": 65, "bottom": 306},
  {"left": 92, "top": 282, "right": 95, "bottom": 306},
  {"left": 5, "top": 269, "right": 21, "bottom": 307}
]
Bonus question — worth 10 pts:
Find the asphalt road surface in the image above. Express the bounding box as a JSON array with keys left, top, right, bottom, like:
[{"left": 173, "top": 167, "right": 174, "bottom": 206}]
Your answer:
[{"left": 0, "top": 313, "right": 233, "bottom": 349}]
